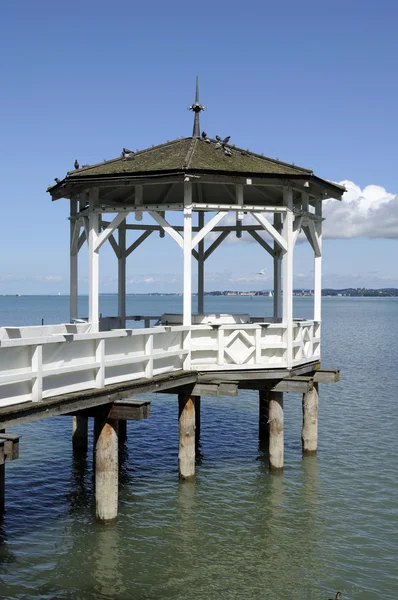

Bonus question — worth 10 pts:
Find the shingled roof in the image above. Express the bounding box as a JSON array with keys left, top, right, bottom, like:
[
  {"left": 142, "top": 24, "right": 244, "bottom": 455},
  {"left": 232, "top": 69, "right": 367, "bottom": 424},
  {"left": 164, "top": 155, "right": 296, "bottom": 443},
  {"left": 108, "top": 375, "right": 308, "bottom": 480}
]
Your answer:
[{"left": 64, "top": 137, "right": 314, "bottom": 180}]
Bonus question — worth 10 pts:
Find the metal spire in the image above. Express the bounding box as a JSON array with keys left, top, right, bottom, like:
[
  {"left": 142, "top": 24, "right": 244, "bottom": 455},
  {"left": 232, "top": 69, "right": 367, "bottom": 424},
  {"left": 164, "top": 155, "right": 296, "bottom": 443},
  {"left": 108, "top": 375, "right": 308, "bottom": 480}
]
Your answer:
[{"left": 188, "top": 76, "right": 206, "bottom": 137}]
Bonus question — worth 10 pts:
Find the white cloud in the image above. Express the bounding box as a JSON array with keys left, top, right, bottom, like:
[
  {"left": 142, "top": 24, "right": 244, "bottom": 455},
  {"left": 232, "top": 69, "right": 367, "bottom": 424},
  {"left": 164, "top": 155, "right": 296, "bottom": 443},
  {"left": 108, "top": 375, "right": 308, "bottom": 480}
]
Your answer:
[
  {"left": 323, "top": 181, "right": 398, "bottom": 239},
  {"left": 212, "top": 180, "right": 397, "bottom": 241}
]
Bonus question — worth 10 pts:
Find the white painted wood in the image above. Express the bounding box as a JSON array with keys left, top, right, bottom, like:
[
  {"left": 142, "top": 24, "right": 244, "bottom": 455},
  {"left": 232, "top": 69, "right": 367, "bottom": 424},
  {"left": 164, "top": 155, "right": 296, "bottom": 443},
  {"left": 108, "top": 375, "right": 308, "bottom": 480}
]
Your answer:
[
  {"left": 292, "top": 215, "right": 303, "bottom": 246},
  {"left": 303, "top": 220, "right": 321, "bottom": 257},
  {"left": 88, "top": 188, "right": 100, "bottom": 332},
  {"left": 193, "top": 203, "right": 287, "bottom": 213},
  {"left": 118, "top": 221, "right": 126, "bottom": 327},
  {"left": 149, "top": 211, "right": 184, "bottom": 248},
  {"left": 314, "top": 200, "right": 322, "bottom": 323},
  {"left": 95, "top": 339, "right": 105, "bottom": 388},
  {"left": 282, "top": 188, "right": 294, "bottom": 369},
  {"left": 203, "top": 231, "right": 229, "bottom": 261},
  {"left": 145, "top": 335, "right": 153, "bottom": 378},
  {"left": 273, "top": 213, "right": 282, "bottom": 320},
  {"left": 31, "top": 345, "right": 43, "bottom": 402},
  {"left": 183, "top": 184, "right": 193, "bottom": 326},
  {"left": 94, "top": 212, "right": 128, "bottom": 252},
  {"left": 252, "top": 212, "right": 288, "bottom": 252},
  {"left": 247, "top": 230, "right": 274, "bottom": 257},
  {"left": 125, "top": 230, "right": 152, "bottom": 258},
  {"left": 191, "top": 211, "right": 228, "bottom": 250},
  {"left": 197, "top": 211, "right": 205, "bottom": 313},
  {"left": 70, "top": 198, "right": 78, "bottom": 322}
]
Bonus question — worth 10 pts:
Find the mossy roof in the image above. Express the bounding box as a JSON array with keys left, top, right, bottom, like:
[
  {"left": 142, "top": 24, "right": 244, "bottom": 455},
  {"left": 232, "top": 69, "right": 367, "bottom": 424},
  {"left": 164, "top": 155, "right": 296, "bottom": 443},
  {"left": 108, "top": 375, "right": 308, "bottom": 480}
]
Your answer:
[{"left": 65, "top": 137, "right": 313, "bottom": 180}]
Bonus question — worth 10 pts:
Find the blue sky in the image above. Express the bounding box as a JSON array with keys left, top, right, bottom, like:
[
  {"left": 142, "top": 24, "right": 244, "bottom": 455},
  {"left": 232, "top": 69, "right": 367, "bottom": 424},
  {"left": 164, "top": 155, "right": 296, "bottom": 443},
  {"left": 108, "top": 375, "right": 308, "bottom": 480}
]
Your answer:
[{"left": 0, "top": 0, "right": 397, "bottom": 294}]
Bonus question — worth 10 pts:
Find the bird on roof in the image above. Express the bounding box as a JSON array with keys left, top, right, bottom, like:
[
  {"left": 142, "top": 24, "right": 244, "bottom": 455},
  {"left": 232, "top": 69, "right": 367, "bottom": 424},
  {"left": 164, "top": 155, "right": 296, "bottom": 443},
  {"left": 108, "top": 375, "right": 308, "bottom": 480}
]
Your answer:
[
  {"left": 222, "top": 136, "right": 230, "bottom": 144},
  {"left": 74, "top": 160, "right": 79, "bottom": 170},
  {"left": 329, "top": 593, "right": 342, "bottom": 600},
  {"left": 81, "top": 164, "right": 89, "bottom": 168},
  {"left": 54, "top": 178, "right": 61, "bottom": 183},
  {"left": 123, "top": 147, "right": 133, "bottom": 154},
  {"left": 224, "top": 148, "right": 232, "bottom": 157},
  {"left": 201, "top": 131, "right": 207, "bottom": 139}
]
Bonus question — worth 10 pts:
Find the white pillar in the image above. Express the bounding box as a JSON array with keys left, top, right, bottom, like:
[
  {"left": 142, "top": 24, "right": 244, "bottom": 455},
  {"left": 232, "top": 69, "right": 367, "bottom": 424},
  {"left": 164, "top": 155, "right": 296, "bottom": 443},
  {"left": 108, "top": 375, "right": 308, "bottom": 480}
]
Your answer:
[
  {"left": 314, "top": 200, "right": 322, "bottom": 322},
  {"left": 183, "top": 183, "right": 193, "bottom": 326},
  {"left": 88, "top": 188, "right": 100, "bottom": 332},
  {"left": 197, "top": 211, "right": 205, "bottom": 314},
  {"left": 273, "top": 213, "right": 282, "bottom": 321},
  {"left": 70, "top": 197, "right": 78, "bottom": 322},
  {"left": 282, "top": 188, "right": 294, "bottom": 369},
  {"left": 118, "top": 219, "right": 126, "bottom": 328}
]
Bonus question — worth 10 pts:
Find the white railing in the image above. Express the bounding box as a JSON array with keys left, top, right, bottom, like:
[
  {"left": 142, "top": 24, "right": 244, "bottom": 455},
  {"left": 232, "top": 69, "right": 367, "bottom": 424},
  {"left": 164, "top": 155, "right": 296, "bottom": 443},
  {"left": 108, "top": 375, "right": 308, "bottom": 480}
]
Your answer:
[{"left": 0, "top": 320, "right": 320, "bottom": 408}]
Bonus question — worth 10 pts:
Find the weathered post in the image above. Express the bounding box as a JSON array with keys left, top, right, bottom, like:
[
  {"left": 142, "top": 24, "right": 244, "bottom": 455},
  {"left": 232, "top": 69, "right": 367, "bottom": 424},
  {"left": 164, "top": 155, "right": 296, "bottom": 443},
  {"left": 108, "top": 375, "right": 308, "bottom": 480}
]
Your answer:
[
  {"left": 94, "top": 417, "right": 119, "bottom": 522},
  {"left": 302, "top": 383, "right": 318, "bottom": 454},
  {"left": 118, "top": 420, "right": 127, "bottom": 445},
  {"left": 259, "top": 389, "right": 270, "bottom": 441},
  {"left": 178, "top": 394, "right": 196, "bottom": 480},
  {"left": 195, "top": 396, "right": 201, "bottom": 446},
  {"left": 72, "top": 416, "right": 88, "bottom": 453},
  {"left": 0, "top": 444, "right": 4, "bottom": 516},
  {"left": 269, "top": 391, "right": 284, "bottom": 471}
]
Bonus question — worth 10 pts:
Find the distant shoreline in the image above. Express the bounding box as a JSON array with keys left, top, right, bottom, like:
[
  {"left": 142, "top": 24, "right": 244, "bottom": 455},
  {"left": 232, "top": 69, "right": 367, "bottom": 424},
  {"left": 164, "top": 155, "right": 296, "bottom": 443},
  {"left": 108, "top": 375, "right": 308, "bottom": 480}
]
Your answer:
[{"left": 2, "top": 288, "right": 398, "bottom": 298}]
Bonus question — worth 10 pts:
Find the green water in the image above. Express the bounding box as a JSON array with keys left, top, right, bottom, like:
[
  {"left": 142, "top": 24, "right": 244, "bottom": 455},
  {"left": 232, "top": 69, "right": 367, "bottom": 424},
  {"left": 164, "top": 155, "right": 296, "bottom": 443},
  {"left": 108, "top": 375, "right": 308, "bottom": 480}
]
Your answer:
[{"left": 0, "top": 296, "right": 397, "bottom": 599}]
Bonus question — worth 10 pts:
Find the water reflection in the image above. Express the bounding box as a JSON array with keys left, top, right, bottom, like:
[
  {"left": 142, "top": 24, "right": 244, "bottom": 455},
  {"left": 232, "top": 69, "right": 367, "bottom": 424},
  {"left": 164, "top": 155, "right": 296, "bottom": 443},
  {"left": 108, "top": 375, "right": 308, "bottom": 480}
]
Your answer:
[
  {"left": 66, "top": 453, "right": 91, "bottom": 513},
  {"left": 93, "top": 525, "right": 126, "bottom": 599}
]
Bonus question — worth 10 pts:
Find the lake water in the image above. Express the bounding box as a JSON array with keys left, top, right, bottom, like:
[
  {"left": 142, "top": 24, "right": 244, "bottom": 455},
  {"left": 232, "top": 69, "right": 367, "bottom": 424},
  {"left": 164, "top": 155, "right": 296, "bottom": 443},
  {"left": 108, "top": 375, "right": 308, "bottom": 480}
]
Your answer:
[{"left": 0, "top": 295, "right": 397, "bottom": 599}]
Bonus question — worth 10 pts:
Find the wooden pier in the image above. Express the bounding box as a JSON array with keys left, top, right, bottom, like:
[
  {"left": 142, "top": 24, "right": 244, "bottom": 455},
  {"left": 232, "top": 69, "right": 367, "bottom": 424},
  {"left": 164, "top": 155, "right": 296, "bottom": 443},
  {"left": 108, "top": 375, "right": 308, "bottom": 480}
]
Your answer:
[{"left": 0, "top": 81, "right": 343, "bottom": 522}]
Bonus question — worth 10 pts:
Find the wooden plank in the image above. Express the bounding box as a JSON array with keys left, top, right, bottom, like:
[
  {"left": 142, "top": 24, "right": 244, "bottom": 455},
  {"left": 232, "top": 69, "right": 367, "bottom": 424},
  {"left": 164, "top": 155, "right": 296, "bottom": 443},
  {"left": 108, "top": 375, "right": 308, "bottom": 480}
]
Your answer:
[
  {"left": 108, "top": 400, "right": 150, "bottom": 420},
  {"left": 198, "top": 361, "right": 321, "bottom": 382},
  {"left": 314, "top": 369, "right": 340, "bottom": 383},
  {"left": 0, "top": 434, "right": 21, "bottom": 460},
  {"left": 271, "top": 377, "right": 313, "bottom": 394}
]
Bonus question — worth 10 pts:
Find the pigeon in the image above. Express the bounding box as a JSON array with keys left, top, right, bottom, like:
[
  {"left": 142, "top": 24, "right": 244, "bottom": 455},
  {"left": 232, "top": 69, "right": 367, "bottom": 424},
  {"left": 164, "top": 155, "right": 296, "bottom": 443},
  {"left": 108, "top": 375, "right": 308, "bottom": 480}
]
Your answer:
[
  {"left": 224, "top": 148, "right": 232, "bottom": 157},
  {"left": 74, "top": 160, "right": 79, "bottom": 169},
  {"left": 201, "top": 131, "right": 207, "bottom": 139},
  {"left": 222, "top": 136, "right": 230, "bottom": 144},
  {"left": 215, "top": 135, "right": 221, "bottom": 141},
  {"left": 54, "top": 178, "right": 61, "bottom": 183},
  {"left": 81, "top": 164, "right": 89, "bottom": 168},
  {"left": 123, "top": 147, "right": 134, "bottom": 154}
]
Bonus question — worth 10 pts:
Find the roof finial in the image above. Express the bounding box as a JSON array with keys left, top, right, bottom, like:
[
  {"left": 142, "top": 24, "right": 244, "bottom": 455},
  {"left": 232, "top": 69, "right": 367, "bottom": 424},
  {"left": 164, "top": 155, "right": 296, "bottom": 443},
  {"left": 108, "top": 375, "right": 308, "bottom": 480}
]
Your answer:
[{"left": 188, "top": 76, "right": 206, "bottom": 138}]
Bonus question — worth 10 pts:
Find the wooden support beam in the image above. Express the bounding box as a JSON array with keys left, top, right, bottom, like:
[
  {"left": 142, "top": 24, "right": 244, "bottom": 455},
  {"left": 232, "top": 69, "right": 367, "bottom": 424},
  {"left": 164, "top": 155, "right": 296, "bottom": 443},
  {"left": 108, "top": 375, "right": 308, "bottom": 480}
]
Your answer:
[
  {"left": 313, "top": 368, "right": 339, "bottom": 383},
  {"left": 108, "top": 399, "right": 150, "bottom": 420},
  {"left": 191, "top": 211, "right": 228, "bottom": 250},
  {"left": 252, "top": 212, "right": 288, "bottom": 253},
  {"left": 0, "top": 447, "right": 4, "bottom": 515},
  {"left": 268, "top": 391, "right": 284, "bottom": 471},
  {"left": 183, "top": 186, "right": 192, "bottom": 326},
  {"left": 72, "top": 416, "right": 88, "bottom": 454},
  {"left": 247, "top": 230, "right": 275, "bottom": 257},
  {"left": 203, "top": 231, "right": 229, "bottom": 261},
  {"left": 178, "top": 394, "right": 196, "bottom": 480},
  {"left": 118, "top": 420, "right": 127, "bottom": 445},
  {"left": 195, "top": 396, "right": 201, "bottom": 446},
  {"left": 149, "top": 211, "right": 184, "bottom": 248},
  {"left": 259, "top": 389, "right": 270, "bottom": 442},
  {"left": 94, "top": 416, "right": 119, "bottom": 522},
  {"left": 125, "top": 230, "right": 152, "bottom": 258},
  {"left": 271, "top": 376, "right": 314, "bottom": 394},
  {"left": 94, "top": 212, "right": 128, "bottom": 252},
  {"left": 0, "top": 434, "right": 21, "bottom": 461},
  {"left": 302, "top": 383, "right": 318, "bottom": 454}
]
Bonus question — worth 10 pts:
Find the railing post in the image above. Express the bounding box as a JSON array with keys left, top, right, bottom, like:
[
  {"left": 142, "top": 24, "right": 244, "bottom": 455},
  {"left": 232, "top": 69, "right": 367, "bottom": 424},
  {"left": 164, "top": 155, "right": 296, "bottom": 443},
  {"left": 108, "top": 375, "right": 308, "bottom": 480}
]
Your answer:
[
  {"left": 145, "top": 334, "right": 153, "bottom": 379},
  {"left": 32, "top": 345, "right": 43, "bottom": 402},
  {"left": 95, "top": 339, "right": 105, "bottom": 388}
]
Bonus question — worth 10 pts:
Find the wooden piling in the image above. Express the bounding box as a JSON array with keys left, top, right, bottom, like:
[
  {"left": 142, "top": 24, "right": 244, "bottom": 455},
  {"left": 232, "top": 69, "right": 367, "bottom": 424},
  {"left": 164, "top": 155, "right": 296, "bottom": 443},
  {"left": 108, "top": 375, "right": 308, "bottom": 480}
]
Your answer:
[
  {"left": 72, "top": 416, "right": 88, "bottom": 453},
  {"left": 178, "top": 394, "right": 196, "bottom": 480},
  {"left": 0, "top": 446, "right": 4, "bottom": 516},
  {"left": 118, "top": 419, "right": 127, "bottom": 445},
  {"left": 268, "top": 391, "right": 284, "bottom": 471},
  {"left": 94, "top": 417, "right": 119, "bottom": 522},
  {"left": 259, "top": 389, "right": 270, "bottom": 441},
  {"left": 195, "top": 396, "right": 201, "bottom": 446},
  {"left": 302, "top": 383, "right": 318, "bottom": 454}
]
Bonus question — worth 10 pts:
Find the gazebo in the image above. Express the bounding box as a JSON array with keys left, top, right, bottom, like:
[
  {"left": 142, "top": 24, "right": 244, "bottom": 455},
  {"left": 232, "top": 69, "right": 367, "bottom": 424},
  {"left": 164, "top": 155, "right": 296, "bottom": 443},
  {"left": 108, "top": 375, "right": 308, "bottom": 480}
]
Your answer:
[{"left": 49, "top": 79, "right": 344, "bottom": 372}]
